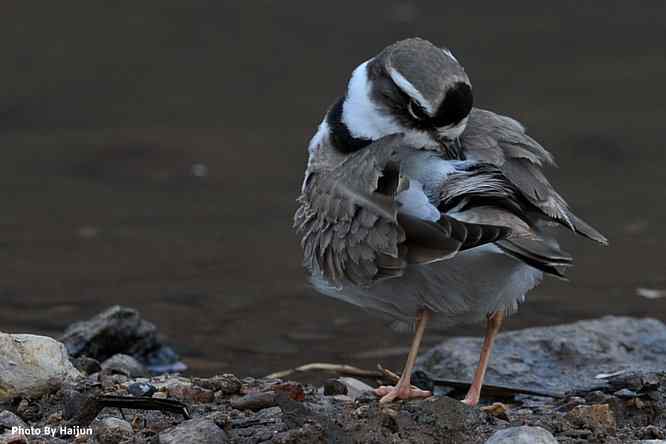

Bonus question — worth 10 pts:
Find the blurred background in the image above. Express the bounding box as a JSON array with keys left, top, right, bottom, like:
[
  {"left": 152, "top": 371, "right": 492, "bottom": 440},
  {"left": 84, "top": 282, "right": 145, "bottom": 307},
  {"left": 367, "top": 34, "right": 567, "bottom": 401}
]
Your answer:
[{"left": 1, "top": 1, "right": 664, "bottom": 378}]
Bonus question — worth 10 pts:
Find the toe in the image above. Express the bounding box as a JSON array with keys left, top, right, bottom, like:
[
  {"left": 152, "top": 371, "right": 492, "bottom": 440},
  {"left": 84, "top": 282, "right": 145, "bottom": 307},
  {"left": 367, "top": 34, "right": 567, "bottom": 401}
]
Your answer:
[
  {"left": 409, "top": 388, "right": 432, "bottom": 399},
  {"left": 374, "top": 386, "right": 394, "bottom": 396},
  {"left": 462, "top": 396, "right": 479, "bottom": 406}
]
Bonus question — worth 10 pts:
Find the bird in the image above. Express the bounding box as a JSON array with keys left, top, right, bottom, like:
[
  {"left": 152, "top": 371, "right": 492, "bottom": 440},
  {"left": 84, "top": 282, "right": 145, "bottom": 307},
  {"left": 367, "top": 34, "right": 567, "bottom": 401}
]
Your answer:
[{"left": 294, "top": 38, "right": 607, "bottom": 405}]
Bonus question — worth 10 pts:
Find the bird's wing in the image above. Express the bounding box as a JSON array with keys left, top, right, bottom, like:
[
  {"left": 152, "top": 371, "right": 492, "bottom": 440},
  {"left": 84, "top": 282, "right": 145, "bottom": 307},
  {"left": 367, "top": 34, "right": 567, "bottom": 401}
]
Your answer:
[
  {"left": 294, "top": 135, "right": 510, "bottom": 287},
  {"left": 436, "top": 162, "right": 573, "bottom": 278},
  {"left": 460, "top": 108, "right": 608, "bottom": 245}
]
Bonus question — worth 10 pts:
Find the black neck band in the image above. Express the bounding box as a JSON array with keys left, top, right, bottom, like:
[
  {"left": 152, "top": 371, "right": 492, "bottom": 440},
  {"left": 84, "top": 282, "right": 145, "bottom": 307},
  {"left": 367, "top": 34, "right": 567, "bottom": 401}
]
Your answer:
[{"left": 326, "top": 97, "right": 372, "bottom": 154}]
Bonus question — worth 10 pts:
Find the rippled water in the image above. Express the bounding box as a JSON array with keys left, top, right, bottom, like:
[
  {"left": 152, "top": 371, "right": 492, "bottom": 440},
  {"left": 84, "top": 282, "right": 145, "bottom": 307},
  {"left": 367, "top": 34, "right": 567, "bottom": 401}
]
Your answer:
[{"left": 1, "top": 2, "right": 664, "bottom": 378}]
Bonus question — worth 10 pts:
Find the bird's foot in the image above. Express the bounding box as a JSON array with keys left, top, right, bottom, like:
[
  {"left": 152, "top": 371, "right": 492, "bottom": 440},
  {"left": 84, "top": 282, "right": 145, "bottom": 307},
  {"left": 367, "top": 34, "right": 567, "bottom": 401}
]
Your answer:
[
  {"left": 461, "top": 389, "right": 480, "bottom": 406},
  {"left": 374, "top": 384, "right": 432, "bottom": 404}
]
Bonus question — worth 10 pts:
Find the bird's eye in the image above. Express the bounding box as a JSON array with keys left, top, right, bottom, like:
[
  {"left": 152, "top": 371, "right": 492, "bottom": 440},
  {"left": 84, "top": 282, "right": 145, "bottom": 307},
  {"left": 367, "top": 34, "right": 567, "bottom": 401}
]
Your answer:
[{"left": 407, "top": 100, "right": 428, "bottom": 121}]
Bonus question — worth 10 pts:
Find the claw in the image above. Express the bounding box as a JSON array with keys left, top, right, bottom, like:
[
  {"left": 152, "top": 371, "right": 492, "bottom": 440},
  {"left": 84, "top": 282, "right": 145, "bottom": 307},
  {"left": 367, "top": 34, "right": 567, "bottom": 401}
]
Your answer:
[{"left": 374, "top": 385, "right": 432, "bottom": 403}]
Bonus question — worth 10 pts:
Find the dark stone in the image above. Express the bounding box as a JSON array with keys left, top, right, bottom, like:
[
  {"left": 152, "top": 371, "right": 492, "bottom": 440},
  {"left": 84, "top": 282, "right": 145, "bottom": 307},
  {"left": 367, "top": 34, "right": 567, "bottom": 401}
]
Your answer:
[
  {"left": 101, "top": 354, "right": 149, "bottom": 378},
  {"left": 16, "top": 399, "right": 42, "bottom": 422},
  {"left": 62, "top": 387, "right": 100, "bottom": 426},
  {"left": 230, "top": 392, "right": 277, "bottom": 411},
  {"left": 159, "top": 418, "right": 229, "bottom": 444},
  {"left": 128, "top": 382, "right": 157, "bottom": 397},
  {"left": 71, "top": 356, "right": 101, "bottom": 375},
  {"left": 323, "top": 379, "right": 347, "bottom": 396},
  {"left": 60, "top": 305, "right": 184, "bottom": 374}
]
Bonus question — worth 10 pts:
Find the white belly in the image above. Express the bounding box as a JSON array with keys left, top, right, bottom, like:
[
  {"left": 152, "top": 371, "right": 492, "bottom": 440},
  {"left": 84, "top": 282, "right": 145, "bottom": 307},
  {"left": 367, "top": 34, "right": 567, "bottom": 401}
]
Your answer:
[{"left": 311, "top": 244, "right": 543, "bottom": 329}]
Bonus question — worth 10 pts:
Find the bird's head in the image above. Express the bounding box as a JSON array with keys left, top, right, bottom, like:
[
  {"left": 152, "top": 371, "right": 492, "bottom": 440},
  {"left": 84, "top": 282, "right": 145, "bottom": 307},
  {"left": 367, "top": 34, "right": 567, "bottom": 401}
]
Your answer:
[{"left": 328, "top": 38, "right": 472, "bottom": 156}]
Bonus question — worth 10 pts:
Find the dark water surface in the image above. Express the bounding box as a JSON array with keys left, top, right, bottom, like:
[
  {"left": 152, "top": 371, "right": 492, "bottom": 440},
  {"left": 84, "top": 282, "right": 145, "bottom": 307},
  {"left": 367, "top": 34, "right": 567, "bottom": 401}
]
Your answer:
[{"left": 1, "top": 2, "right": 665, "bottom": 378}]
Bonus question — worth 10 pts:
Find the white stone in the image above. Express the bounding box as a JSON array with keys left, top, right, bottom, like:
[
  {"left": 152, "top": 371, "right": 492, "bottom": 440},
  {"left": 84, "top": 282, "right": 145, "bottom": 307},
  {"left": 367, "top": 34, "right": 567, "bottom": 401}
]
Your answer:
[
  {"left": 0, "top": 332, "right": 82, "bottom": 401},
  {"left": 485, "top": 426, "right": 557, "bottom": 444}
]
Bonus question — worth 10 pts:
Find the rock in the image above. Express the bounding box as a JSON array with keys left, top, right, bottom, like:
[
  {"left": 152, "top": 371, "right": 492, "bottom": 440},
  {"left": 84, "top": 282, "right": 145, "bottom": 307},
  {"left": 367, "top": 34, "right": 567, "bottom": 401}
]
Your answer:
[
  {"left": 163, "top": 378, "right": 214, "bottom": 403},
  {"left": 71, "top": 356, "right": 101, "bottom": 376},
  {"left": 480, "top": 402, "right": 510, "bottom": 421},
  {"left": 159, "top": 418, "right": 228, "bottom": 444},
  {"left": 94, "top": 417, "right": 133, "bottom": 444},
  {"left": 614, "top": 388, "right": 639, "bottom": 398},
  {"left": 337, "top": 377, "right": 375, "bottom": 400},
  {"left": 62, "top": 388, "right": 101, "bottom": 426},
  {"left": 192, "top": 374, "right": 241, "bottom": 395},
  {"left": 101, "top": 354, "right": 148, "bottom": 378},
  {"left": 565, "top": 403, "right": 616, "bottom": 433},
  {"left": 60, "top": 305, "right": 184, "bottom": 374},
  {"left": 16, "top": 399, "right": 41, "bottom": 421},
  {"left": 0, "top": 432, "right": 28, "bottom": 444},
  {"left": 323, "top": 379, "right": 347, "bottom": 396},
  {"left": 0, "top": 332, "right": 82, "bottom": 401},
  {"left": 419, "top": 316, "right": 666, "bottom": 392},
  {"left": 0, "top": 410, "right": 27, "bottom": 430},
  {"left": 639, "top": 425, "right": 666, "bottom": 439},
  {"left": 272, "top": 382, "right": 305, "bottom": 401},
  {"left": 585, "top": 390, "right": 612, "bottom": 403},
  {"left": 127, "top": 382, "right": 157, "bottom": 397},
  {"left": 230, "top": 392, "right": 276, "bottom": 411},
  {"left": 485, "top": 426, "right": 557, "bottom": 443}
]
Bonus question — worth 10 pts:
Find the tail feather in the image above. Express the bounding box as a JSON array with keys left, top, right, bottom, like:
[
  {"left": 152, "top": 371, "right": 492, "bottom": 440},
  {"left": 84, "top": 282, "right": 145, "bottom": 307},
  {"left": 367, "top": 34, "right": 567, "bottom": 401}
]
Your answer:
[{"left": 567, "top": 211, "right": 608, "bottom": 246}]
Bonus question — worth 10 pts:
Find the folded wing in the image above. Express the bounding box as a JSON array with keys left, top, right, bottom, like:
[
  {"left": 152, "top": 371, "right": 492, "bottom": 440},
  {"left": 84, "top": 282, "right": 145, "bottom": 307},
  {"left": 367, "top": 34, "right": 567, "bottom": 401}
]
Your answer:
[
  {"left": 460, "top": 108, "right": 608, "bottom": 245},
  {"left": 294, "top": 135, "right": 513, "bottom": 288}
]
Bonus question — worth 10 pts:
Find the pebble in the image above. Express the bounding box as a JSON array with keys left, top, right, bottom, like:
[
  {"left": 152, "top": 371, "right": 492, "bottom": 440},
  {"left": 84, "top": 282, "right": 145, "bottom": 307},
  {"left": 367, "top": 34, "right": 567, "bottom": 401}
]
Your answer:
[
  {"left": 639, "top": 425, "right": 666, "bottom": 439},
  {"left": 338, "top": 377, "right": 375, "bottom": 401},
  {"left": 564, "top": 396, "right": 586, "bottom": 408},
  {"left": 71, "top": 356, "right": 101, "bottom": 375},
  {"left": 159, "top": 418, "right": 229, "bottom": 444},
  {"left": 565, "top": 403, "right": 616, "bottom": 433},
  {"left": 94, "top": 417, "right": 133, "bottom": 444},
  {"left": 101, "top": 354, "right": 149, "bottom": 378},
  {"left": 481, "top": 402, "right": 510, "bottom": 421},
  {"left": 0, "top": 410, "right": 27, "bottom": 429},
  {"left": 165, "top": 379, "right": 215, "bottom": 403},
  {"left": 230, "top": 391, "right": 276, "bottom": 411},
  {"left": 485, "top": 426, "right": 558, "bottom": 444},
  {"left": 323, "top": 379, "right": 348, "bottom": 396},
  {"left": 192, "top": 374, "right": 242, "bottom": 395},
  {"left": 272, "top": 382, "right": 305, "bottom": 401},
  {"left": 128, "top": 382, "right": 157, "bottom": 397},
  {"left": 614, "top": 388, "right": 639, "bottom": 398},
  {"left": 585, "top": 390, "right": 612, "bottom": 403},
  {"left": 16, "top": 399, "right": 41, "bottom": 422},
  {"left": 152, "top": 391, "right": 168, "bottom": 399}
]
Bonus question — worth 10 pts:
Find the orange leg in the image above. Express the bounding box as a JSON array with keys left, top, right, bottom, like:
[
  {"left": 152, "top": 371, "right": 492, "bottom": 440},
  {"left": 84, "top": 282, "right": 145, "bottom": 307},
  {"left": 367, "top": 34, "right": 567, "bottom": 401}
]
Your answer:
[
  {"left": 374, "top": 309, "right": 432, "bottom": 403},
  {"left": 462, "top": 310, "right": 505, "bottom": 406}
]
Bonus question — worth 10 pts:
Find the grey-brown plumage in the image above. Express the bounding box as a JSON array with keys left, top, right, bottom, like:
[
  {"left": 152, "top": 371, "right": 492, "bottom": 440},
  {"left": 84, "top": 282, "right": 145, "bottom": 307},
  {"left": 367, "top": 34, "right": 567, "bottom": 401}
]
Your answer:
[
  {"left": 295, "top": 135, "right": 511, "bottom": 288},
  {"left": 461, "top": 108, "right": 608, "bottom": 245},
  {"left": 295, "top": 37, "right": 606, "bottom": 327}
]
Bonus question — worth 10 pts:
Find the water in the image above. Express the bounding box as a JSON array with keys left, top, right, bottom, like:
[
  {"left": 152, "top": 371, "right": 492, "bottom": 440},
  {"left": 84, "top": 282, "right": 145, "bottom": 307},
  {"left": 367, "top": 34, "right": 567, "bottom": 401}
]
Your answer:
[{"left": 1, "top": 2, "right": 664, "bottom": 378}]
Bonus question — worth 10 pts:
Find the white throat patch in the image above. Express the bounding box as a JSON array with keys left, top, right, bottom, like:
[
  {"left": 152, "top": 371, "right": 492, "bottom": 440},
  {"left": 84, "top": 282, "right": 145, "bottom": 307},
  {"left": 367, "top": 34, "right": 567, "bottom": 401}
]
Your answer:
[{"left": 341, "top": 61, "right": 402, "bottom": 140}]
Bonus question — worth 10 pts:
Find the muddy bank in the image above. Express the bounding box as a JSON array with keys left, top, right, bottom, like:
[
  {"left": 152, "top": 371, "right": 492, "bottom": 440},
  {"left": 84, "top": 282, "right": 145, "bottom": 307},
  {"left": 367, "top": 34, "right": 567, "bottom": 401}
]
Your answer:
[{"left": 2, "top": 308, "right": 666, "bottom": 443}]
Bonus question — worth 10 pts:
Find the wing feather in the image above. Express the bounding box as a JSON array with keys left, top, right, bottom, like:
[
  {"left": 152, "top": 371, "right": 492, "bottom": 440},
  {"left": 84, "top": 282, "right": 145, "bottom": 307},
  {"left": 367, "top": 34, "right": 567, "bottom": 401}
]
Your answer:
[{"left": 461, "top": 108, "right": 607, "bottom": 245}]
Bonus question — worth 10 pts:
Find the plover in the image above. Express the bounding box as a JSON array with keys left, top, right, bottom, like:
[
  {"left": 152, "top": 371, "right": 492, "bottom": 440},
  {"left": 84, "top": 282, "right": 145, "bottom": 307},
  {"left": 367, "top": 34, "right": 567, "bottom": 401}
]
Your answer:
[{"left": 295, "top": 38, "right": 606, "bottom": 405}]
